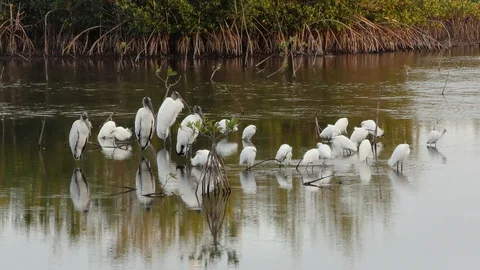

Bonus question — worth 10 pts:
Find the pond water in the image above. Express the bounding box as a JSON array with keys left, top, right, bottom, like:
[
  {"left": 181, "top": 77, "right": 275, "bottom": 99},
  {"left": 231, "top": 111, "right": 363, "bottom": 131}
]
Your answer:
[{"left": 1, "top": 47, "right": 480, "bottom": 270}]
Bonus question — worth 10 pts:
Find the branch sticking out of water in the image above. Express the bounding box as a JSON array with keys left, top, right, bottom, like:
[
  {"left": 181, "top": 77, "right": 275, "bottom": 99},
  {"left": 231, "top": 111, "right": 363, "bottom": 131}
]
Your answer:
[
  {"left": 314, "top": 112, "right": 322, "bottom": 139},
  {"left": 246, "top": 158, "right": 279, "bottom": 170},
  {"left": 210, "top": 63, "right": 222, "bottom": 83},
  {"left": 302, "top": 174, "right": 335, "bottom": 186},
  {"left": 373, "top": 86, "right": 383, "bottom": 159},
  {"left": 441, "top": 71, "right": 449, "bottom": 96},
  {"left": 38, "top": 116, "right": 46, "bottom": 149}
]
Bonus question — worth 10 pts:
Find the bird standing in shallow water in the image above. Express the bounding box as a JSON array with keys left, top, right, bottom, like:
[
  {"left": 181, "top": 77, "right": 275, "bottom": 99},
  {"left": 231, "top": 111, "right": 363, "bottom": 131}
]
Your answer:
[
  {"left": 176, "top": 105, "right": 203, "bottom": 156},
  {"left": 69, "top": 112, "right": 92, "bottom": 160},
  {"left": 135, "top": 97, "right": 155, "bottom": 150},
  {"left": 427, "top": 128, "right": 446, "bottom": 148},
  {"left": 156, "top": 91, "right": 184, "bottom": 143},
  {"left": 350, "top": 127, "right": 369, "bottom": 145},
  {"left": 388, "top": 143, "right": 411, "bottom": 173},
  {"left": 239, "top": 146, "right": 257, "bottom": 169},
  {"left": 275, "top": 144, "right": 293, "bottom": 167},
  {"left": 334, "top": 118, "right": 348, "bottom": 134},
  {"left": 296, "top": 148, "right": 321, "bottom": 171},
  {"left": 216, "top": 119, "right": 239, "bottom": 135},
  {"left": 316, "top": 143, "right": 332, "bottom": 164},
  {"left": 361, "top": 120, "right": 384, "bottom": 137},
  {"left": 320, "top": 124, "right": 341, "bottom": 141},
  {"left": 358, "top": 139, "right": 373, "bottom": 162}
]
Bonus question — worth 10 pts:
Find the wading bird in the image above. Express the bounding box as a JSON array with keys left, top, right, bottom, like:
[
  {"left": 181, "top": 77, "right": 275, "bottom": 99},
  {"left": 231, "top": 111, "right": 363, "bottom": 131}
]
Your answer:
[
  {"left": 242, "top": 125, "right": 256, "bottom": 141},
  {"left": 275, "top": 144, "right": 293, "bottom": 167},
  {"left": 156, "top": 91, "right": 184, "bottom": 143},
  {"left": 191, "top": 149, "right": 210, "bottom": 167},
  {"left": 176, "top": 105, "right": 203, "bottom": 156},
  {"left": 98, "top": 116, "right": 132, "bottom": 141},
  {"left": 216, "top": 119, "right": 238, "bottom": 135},
  {"left": 316, "top": 143, "right": 332, "bottom": 164},
  {"left": 358, "top": 139, "right": 373, "bottom": 162},
  {"left": 350, "top": 127, "right": 369, "bottom": 145},
  {"left": 239, "top": 146, "right": 257, "bottom": 169},
  {"left": 332, "top": 135, "right": 357, "bottom": 156},
  {"left": 296, "top": 148, "right": 320, "bottom": 171},
  {"left": 135, "top": 97, "right": 155, "bottom": 150},
  {"left": 361, "top": 120, "right": 384, "bottom": 137},
  {"left": 334, "top": 118, "right": 348, "bottom": 134},
  {"left": 69, "top": 112, "right": 92, "bottom": 160},
  {"left": 320, "top": 124, "right": 341, "bottom": 141},
  {"left": 427, "top": 128, "right": 447, "bottom": 148},
  {"left": 388, "top": 143, "right": 411, "bottom": 173}
]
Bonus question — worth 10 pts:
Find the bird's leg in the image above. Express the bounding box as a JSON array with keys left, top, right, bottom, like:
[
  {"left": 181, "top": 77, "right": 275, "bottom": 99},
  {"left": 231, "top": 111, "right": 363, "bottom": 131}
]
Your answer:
[
  {"left": 401, "top": 162, "right": 403, "bottom": 173},
  {"left": 396, "top": 162, "right": 399, "bottom": 172}
]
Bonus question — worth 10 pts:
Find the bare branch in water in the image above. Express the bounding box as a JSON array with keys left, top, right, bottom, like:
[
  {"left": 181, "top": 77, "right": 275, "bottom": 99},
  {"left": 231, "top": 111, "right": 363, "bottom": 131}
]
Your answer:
[
  {"left": 210, "top": 63, "right": 222, "bottom": 83},
  {"left": 38, "top": 116, "right": 46, "bottom": 149},
  {"left": 245, "top": 158, "right": 279, "bottom": 170},
  {"left": 441, "top": 71, "right": 449, "bottom": 96},
  {"left": 302, "top": 174, "right": 335, "bottom": 186}
]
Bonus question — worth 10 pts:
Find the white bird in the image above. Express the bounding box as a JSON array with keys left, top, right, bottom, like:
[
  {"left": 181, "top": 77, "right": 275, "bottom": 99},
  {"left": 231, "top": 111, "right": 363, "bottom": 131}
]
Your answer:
[
  {"left": 334, "top": 118, "right": 348, "bottom": 134},
  {"left": 296, "top": 148, "right": 320, "bottom": 171},
  {"left": 69, "top": 168, "right": 90, "bottom": 213},
  {"left": 176, "top": 105, "right": 203, "bottom": 156},
  {"left": 216, "top": 119, "right": 239, "bottom": 134},
  {"left": 97, "top": 118, "right": 116, "bottom": 139},
  {"left": 350, "top": 127, "right": 369, "bottom": 145},
  {"left": 275, "top": 144, "right": 293, "bottom": 166},
  {"left": 332, "top": 135, "right": 358, "bottom": 156},
  {"left": 191, "top": 149, "right": 210, "bottom": 167},
  {"left": 111, "top": 126, "right": 132, "bottom": 141},
  {"left": 359, "top": 139, "right": 373, "bottom": 162},
  {"left": 239, "top": 146, "right": 257, "bottom": 168},
  {"left": 316, "top": 143, "right": 332, "bottom": 163},
  {"left": 69, "top": 112, "right": 92, "bottom": 160},
  {"left": 242, "top": 125, "right": 256, "bottom": 141},
  {"left": 361, "top": 120, "right": 384, "bottom": 137},
  {"left": 136, "top": 158, "right": 155, "bottom": 209},
  {"left": 426, "top": 128, "right": 446, "bottom": 147},
  {"left": 156, "top": 91, "right": 184, "bottom": 142},
  {"left": 320, "top": 124, "right": 341, "bottom": 140},
  {"left": 135, "top": 96, "right": 155, "bottom": 150},
  {"left": 388, "top": 143, "right": 411, "bottom": 172}
]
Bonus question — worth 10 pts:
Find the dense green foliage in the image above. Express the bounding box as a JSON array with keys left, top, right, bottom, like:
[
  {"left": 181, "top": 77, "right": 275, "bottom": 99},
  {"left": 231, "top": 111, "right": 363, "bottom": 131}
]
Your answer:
[{"left": 3, "top": 0, "right": 480, "bottom": 55}]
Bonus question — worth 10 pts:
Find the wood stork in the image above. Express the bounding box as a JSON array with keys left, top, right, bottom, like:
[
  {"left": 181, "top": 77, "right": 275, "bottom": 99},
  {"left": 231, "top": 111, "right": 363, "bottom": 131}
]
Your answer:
[
  {"left": 135, "top": 96, "right": 155, "bottom": 150},
  {"left": 176, "top": 105, "right": 203, "bottom": 156},
  {"left": 69, "top": 112, "right": 92, "bottom": 160},
  {"left": 156, "top": 91, "right": 184, "bottom": 143}
]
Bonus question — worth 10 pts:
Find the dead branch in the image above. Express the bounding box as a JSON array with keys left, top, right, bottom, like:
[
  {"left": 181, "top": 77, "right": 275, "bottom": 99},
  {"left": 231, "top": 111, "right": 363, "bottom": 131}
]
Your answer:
[
  {"left": 302, "top": 174, "right": 335, "bottom": 186},
  {"left": 441, "top": 71, "right": 449, "bottom": 96},
  {"left": 246, "top": 158, "right": 278, "bottom": 170},
  {"left": 38, "top": 116, "right": 46, "bottom": 149}
]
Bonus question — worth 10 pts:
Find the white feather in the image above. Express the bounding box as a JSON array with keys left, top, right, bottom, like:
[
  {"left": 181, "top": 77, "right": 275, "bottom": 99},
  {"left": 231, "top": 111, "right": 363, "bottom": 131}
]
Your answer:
[
  {"left": 350, "top": 127, "right": 369, "bottom": 144},
  {"left": 300, "top": 148, "right": 320, "bottom": 166},
  {"left": 216, "top": 119, "right": 239, "bottom": 134},
  {"left": 427, "top": 129, "right": 446, "bottom": 146},
  {"left": 135, "top": 107, "right": 155, "bottom": 150},
  {"left": 176, "top": 113, "right": 202, "bottom": 156},
  {"left": 332, "top": 135, "right": 358, "bottom": 153},
  {"left": 97, "top": 120, "right": 116, "bottom": 139},
  {"left": 69, "top": 116, "right": 91, "bottom": 160},
  {"left": 275, "top": 144, "right": 293, "bottom": 165},
  {"left": 316, "top": 143, "right": 332, "bottom": 160},
  {"left": 358, "top": 139, "right": 373, "bottom": 162},
  {"left": 388, "top": 144, "right": 411, "bottom": 168},
  {"left": 361, "top": 120, "right": 384, "bottom": 137},
  {"left": 320, "top": 124, "right": 341, "bottom": 140},
  {"left": 239, "top": 146, "right": 257, "bottom": 167},
  {"left": 191, "top": 149, "right": 210, "bottom": 167},
  {"left": 111, "top": 127, "right": 132, "bottom": 141},
  {"left": 334, "top": 118, "right": 348, "bottom": 134},
  {"left": 242, "top": 125, "right": 256, "bottom": 140},
  {"left": 156, "top": 97, "right": 184, "bottom": 140}
]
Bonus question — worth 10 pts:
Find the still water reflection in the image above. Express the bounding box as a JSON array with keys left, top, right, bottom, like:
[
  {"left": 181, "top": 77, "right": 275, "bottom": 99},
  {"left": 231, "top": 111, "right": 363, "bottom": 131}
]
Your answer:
[{"left": 1, "top": 47, "right": 480, "bottom": 269}]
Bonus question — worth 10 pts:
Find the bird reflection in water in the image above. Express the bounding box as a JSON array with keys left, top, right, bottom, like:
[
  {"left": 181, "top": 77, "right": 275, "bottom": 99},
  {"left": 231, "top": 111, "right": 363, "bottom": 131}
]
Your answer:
[
  {"left": 157, "top": 148, "right": 178, "bottom": 194},
  {"left": 70, "top": 168, "right": 91, "bottom": 213},
  {"left": 358, "top": 163, "right": 372, "bottom": 183},
  {"left": 388, "top": 169, "right": 409, "bottom": 190},
  {"left": 98, "top": 138, "right": 132, "bottom": 160},
  {"left": 301, "top": 168, "right": 334, "bottom": 189},
  {"left": 177, "top": 165, "right": 203, "bottom": 210},
  {"left": 427, "top": 147, "right": 447, "bottom": 164},
  {"left": 136, "top": 157, "right": 156, "bottom": 210},
  {"left": 216, "top": 138, "right": 238, "bottom": 158},
  {"left": 275, "top": 169, "right": 293, "bottom": 189},
  {"left": 240, "top": 170, "right": 256, "bottom": 194}
]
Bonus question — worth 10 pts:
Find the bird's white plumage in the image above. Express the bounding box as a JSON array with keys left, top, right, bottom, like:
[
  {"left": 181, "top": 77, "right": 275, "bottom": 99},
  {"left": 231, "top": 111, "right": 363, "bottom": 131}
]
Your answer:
[
  {"left": 427, "top": 129, "right": 446, "bottom": 146},
  {"left": 350, "top": 127, "right": 369, "bottom": 144},
  {"left": 361, "top": 120, "right": 384, "bottom": 137},
  {"left": 388, "top": 144, "right": 410, "bottom": 168},
  {"left": 69, "top": 168, "right": 90, "bottom": 212},
  {"left": 69, "top": 115, "right": 92, "bottom": 160},
  {"left": 191, "top": 149, "right": 210, "bottom": 167},
  {"left": 135, "top": 107, "right": 155, "bottom": 150},
  {"left": 156, "top": 97, "right": 184, "bottom": 140},
  {"left": 275, "top": 144, "right": 293, "bottom": 166},
  {"left": 320, "top": 124, "right": 341, "bottom": 140},
  {"left": 176, "top": 113, "right": 202, "bottom": 156},
  {"left": 334, "top": 118, "right": 348, "bottom": 134},
  {"left": 299, "top": 148, "right": 320, "bottom": 166},
  {"left": 358, "top": 139, "right": 373, "bottom": 162},
  {"left": 316, "top": 143, "right": 332, "bottom": 160},
  {"left": 97, "top": 120, "right": 116, "bottom": 139},
  {"left": 111, "top": 127, "right": 132, "bottom": 141},
  {"left": 136, "top": 158, "right": 155, "bottom": 207},
  {"left": 239, "top": 146, "right": 257, "bottom": 167},
  {"left": 242, "top": 125, "right": 256, "bottom": 141},
  {"left": 332, "top": 135, "right": 358, "bottom": 154},
  {"left": 216, "top": 119, "right": 238, "bottom": 134}
]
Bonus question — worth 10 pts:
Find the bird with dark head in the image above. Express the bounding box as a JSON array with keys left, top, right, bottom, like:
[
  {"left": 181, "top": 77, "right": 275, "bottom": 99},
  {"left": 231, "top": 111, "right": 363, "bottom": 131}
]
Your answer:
[
  {"left": 69, "top": 112, "right": 92, "bottom": 160},
  {"left": 143, "top": 96, "right": 155, "bottom": 115},
  {"left": 171, "top": 91, "right": 181, "bottom": 100},
  {"left": 193, "top": 105, "right": 203, "bottom": 119},
  {"left": 135, "top": 97, "right": 155, "bottom": 150}
]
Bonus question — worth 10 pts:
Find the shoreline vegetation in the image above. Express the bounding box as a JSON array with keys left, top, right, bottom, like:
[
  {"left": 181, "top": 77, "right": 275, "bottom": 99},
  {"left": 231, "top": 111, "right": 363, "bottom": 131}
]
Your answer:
[{"left": 2, "top": 0, "right": 480, "bottom": 58}]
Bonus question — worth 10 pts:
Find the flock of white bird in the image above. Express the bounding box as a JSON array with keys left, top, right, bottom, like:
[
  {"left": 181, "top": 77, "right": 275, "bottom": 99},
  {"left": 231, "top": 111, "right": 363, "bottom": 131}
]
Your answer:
[{"left": 69, "top": 92, "right": 447, "bottom": 177}]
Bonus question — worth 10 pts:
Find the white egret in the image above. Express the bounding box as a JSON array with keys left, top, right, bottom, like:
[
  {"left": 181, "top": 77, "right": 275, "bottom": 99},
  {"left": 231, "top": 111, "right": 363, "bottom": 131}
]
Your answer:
[
  {"left": 136, "top": 158, "right": 155, "bottom": 209},
  {"left": 334, "top": 118, "right": 348, "bottom": 134},
  {"left": 242, "top": 125, "right": 256, "bottom": 141},
  {"left": 275, "top": 144, "right": 293, "bottom": 166},
  {"left": 191, "top": 149, "right": 210, "bottom": 167},
  {"left": 111, "top": 127, "right": 132, "bottom": 141},
  {"left": 358, "top": 139, "right": 373, "bottom": 162},
  {"left": 320, "top": 124, "right": 341, "bottom": 140},
  {"left": 350, "top": 127, "right": 369, "bottom": 145},
  {"left": 176, "top": 105, "right": 203, "bottom": 156},
  {"left": 361, "top": 120, "right": 384, "bottom": 137},
  {"left": 316, "top": 143, "right": 332, "bottom": 164},
  {"left": 156, "top": 91, "right": 184, "bottom": 142},
  {"left": 97, "top": 117, "right": 116, "bottom": 139},
  {"left": 216, "top": 119, "right": 239, "bottom": 135},
  {"left": 427, "top": 128, "right": 446, "bottom": 147},
  {"left": 69, "top": 112, "right": 92, "bottom": 160},
  {"left": 388, "top": 143, "right": 411, "bottom": 172},
  {"left": 332, "top": 135, "right": 357, "bottom": 156},
  {"left": 239, "top": 146, "right": 257, "bottom": 168},
  {"left": 296, "top": 148, "right": 320, "bottom": 171},
  {"left": 69, "top": 168, "right": 90, "bottom": 213},
  {"left": 240, "top": 170, "right": 256, "bottom": 194},
  {"left": 135, "top": 96, "right": 155, "bottom": 150}
]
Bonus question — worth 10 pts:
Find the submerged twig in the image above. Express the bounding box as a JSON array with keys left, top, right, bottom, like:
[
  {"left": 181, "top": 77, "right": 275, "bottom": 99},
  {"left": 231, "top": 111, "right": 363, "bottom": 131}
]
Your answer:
[
  {"left": 302, "top": 174, "right": 335, "bottom": 186},
  {"left": 441, "top": 71, "right": 449, "bottom": 96}
]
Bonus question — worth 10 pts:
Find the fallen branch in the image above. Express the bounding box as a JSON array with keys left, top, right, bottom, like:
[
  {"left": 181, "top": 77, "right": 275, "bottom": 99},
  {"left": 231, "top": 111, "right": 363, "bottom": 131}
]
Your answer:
[
  {"left": 302, "top": 174, "right": 335, "bottom": 186},
  {"left": 441, "top": 72, "right": 449, "bottom": 96},
  {"left": 37, "top": 116, "right": 46, "bottom": 149},
  {"left": 246, "top": 158, "right": 278, "bottom": 170}
]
